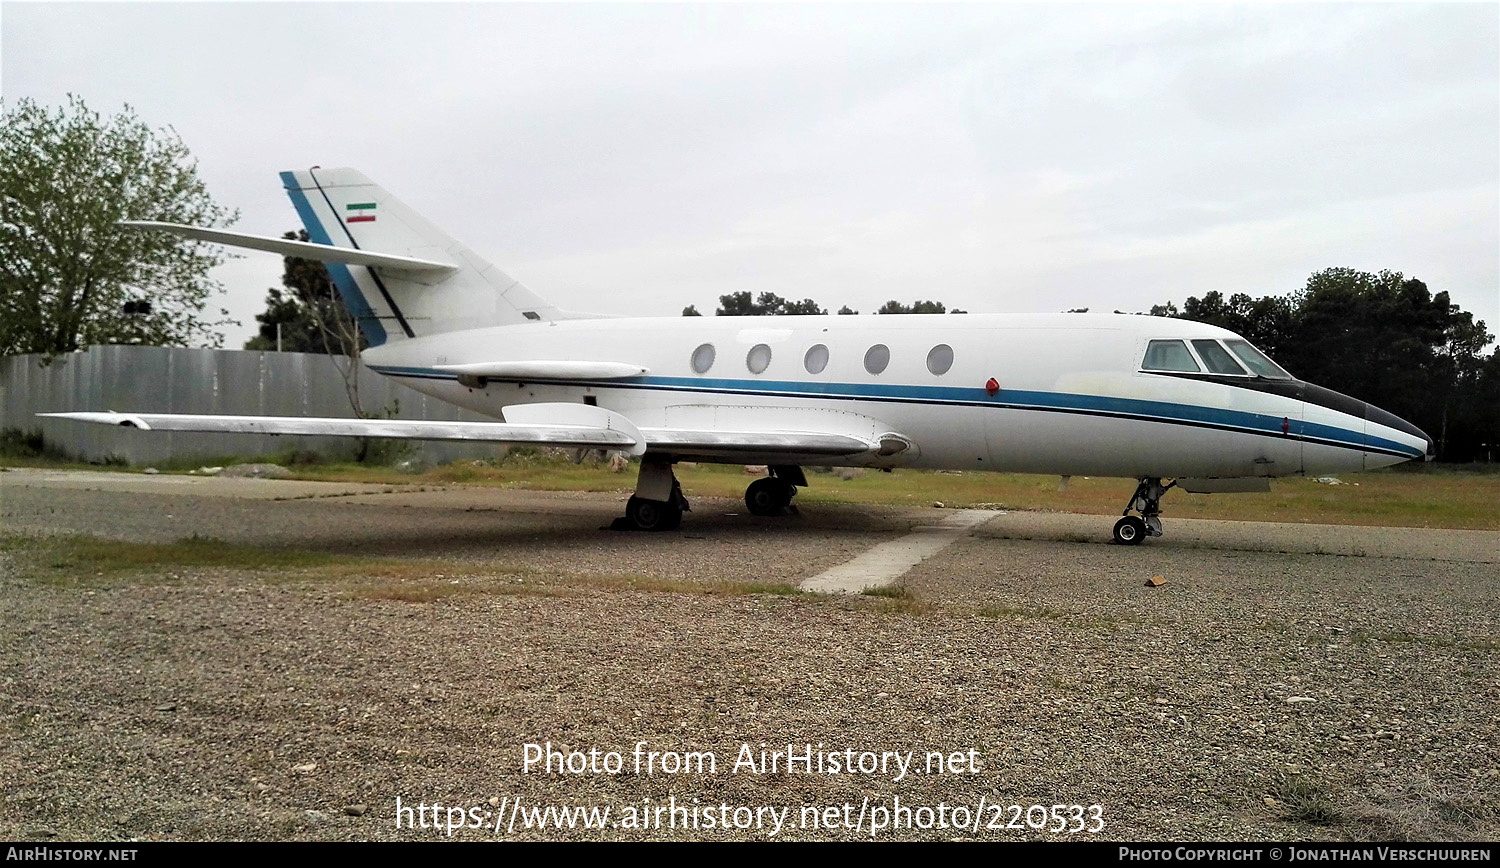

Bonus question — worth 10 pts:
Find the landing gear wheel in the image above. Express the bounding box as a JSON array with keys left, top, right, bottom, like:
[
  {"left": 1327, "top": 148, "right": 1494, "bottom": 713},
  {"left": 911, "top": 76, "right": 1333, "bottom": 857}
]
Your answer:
[
  {"left": 745, "top": 477, "right": 795, "bottom": 516},
  {"left": 1111, "top": 477, "right": 1174, "bottom": 544},
  {"left": 1113, "top": 515, "right": 1147, "bottom": 546},
  {"left": 626, "top": 495, "right": 682, "bottom": 532}
]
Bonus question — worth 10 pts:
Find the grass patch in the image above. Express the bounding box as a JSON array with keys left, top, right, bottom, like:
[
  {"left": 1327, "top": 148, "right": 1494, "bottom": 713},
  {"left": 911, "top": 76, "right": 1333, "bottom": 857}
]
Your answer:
[
  {"left": 739, "top": 583, "right": 805, "bottom": 596},
  {"left": 348, "top": 573, "right": 810, "bottom": 604},
  {"left": 3, "top": 530, "right": 817, "bottom": 602},
  {"left": 1270, "top": 776, "right": 1343, "bottom": 827},
  {"left": 1347, "top": 778, "right": 1498, "bottom": 842},
  {"left": 0, "top": 427, "right": 121, "bottom": 468},
  {"left": 1353, "top": 629, "right": 1424, "bottom": 645},
  {"left": 854, "top": 585, "right": 929, "bottom": 614},
  {"left": 4, "top": 533, "right": 541, "bottom": 596},
  {"left": 352, "top": 580, "right": 573, "bottom": 603},
  {"left": 3, "top": 533, "right": 345, "bottom": 585},
  {"left": 566, "top": 574, "right": 806, "bottom": 597},
  {"left": 975, "top": 604, "right": 1124, "bottom": 631},
  {"left": 283, "top": 449, "right": 636, "bottom": 491},
  {"left": 977, "top": 603, "right": 1066, "bottom": 620}
]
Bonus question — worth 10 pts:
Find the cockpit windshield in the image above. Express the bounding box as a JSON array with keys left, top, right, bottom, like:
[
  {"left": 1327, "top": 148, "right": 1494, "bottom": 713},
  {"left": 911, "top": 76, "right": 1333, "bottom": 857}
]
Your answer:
[
  {"left": 1141, "top": 340, "right": 1200, "bottom": 372},
  {"left": 1191, "top": 340, "right": 1248, "bottom": 376},
  {"left": 1141, "top": 337, "right": 1295, "bottom": 380},
  {"left": 1224, "top": 340, "right": 1293, "bottom": 379}
]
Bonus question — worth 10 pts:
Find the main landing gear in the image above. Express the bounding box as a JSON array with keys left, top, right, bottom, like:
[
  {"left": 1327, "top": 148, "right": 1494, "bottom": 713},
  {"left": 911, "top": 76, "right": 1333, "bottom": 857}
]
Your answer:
[
  {"left": 1112, "top": 477, "right": 1176, "bottom": 546},
  {"left": 745, "top": 466, "right": 806, "bottom": 516},
  {"left": 624, "top": 489, "right": 687, "bottom": 531},
  {"left": 615, "top": 462, "right": 810, "bottom": 530},
  {"left": 616, "top": 459, "right": 690, "bottom": 532}
]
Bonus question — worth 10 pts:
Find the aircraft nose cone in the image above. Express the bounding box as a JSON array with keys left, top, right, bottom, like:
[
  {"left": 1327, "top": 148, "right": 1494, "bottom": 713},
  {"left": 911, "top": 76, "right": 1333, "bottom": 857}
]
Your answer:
[
  {"left": 1364, "top": 399, "right": 1433, "bottom": 462},
  {"left": 1301, "top": 381, "right": 1431, "bottom": 464}
]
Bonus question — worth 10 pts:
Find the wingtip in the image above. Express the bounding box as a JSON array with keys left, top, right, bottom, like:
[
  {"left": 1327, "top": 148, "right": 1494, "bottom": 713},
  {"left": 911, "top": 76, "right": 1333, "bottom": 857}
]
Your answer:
[{"left": 38, "top": 411, "right": 150, "bottom": 430}]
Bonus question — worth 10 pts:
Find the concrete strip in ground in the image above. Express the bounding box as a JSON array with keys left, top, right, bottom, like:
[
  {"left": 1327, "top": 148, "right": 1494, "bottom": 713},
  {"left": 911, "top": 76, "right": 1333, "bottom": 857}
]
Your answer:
[{"left": 799, "top": 508, "right": 1000, "bottom": 594}]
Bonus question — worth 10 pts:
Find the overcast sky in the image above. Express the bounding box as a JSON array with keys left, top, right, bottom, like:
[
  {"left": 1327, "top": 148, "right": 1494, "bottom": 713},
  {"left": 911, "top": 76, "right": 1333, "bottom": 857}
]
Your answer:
[{"left": 5, "top": 2, "right": 1498, "bottom": 348}]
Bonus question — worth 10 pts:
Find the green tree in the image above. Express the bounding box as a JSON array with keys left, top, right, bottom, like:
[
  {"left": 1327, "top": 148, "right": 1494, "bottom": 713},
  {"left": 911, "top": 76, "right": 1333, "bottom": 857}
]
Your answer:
[
  {"left": 690, "top": 295, "right": 960, "bottom": 316},
  {"left": 244, "top": 231, "right": 364, "bottom": 355},
  {"left": 242, "top": 237, "right": 404, "bottom": 462},
  {"left": 1279, "top": 270, "right": 1458, "bottom": 418},
  {"left": 1154, "top": 268, "right": 1496, "bottom": 461},
  {"left": 877, "top": 299, "right": 947, "bottom": 314},
  {"left": 779, "top": 297, "right": 827, "bottom": 315},
  {"left": 1473, "top": 351, "right": 1500, "bottom": 461},
  {"left": 0, "top": 95, "right": 236, "bottom": 357},
  {"left": 714, "top": 291, "right": 827, "bottom": 316},
  {"left": 1171, "top": 291, "right": 1297, "bottom": 360}
]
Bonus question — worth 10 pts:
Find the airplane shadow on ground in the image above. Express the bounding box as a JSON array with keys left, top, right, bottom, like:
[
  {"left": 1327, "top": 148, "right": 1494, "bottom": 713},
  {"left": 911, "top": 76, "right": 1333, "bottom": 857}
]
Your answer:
[{"left": 229, "top": 497, "right": 928, "bottom": 560}]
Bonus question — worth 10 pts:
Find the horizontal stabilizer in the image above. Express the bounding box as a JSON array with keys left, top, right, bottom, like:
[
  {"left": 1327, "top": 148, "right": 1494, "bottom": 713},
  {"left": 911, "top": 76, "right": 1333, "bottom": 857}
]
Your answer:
[
  {"left": 119, "top": 221, "right": 458, "bottom": 274},
  {"left": 437, "top": 361, "right": 649, "bottom": 380},
  {"left": 39, "top": 410, "right": 638, "bottom": 452}
]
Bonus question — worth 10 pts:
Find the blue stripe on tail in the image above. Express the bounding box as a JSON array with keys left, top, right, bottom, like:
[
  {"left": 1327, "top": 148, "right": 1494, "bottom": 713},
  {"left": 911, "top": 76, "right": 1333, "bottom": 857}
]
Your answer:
[{"left": 279, "top": 171, "right": 388, "bottom": 347}]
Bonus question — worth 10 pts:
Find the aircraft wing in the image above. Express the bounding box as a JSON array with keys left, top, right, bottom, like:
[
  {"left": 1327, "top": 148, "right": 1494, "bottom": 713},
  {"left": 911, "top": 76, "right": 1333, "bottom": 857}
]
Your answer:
[
  {"left": 636, "top": 405, "right": 914, "bottom": 463},
  {"left": 39, "top": 404, "right": 914, "bottom": 464},
  {"left": 39, "top": 403, "right": 646, "bottom": 456},
  {"left": 637, "top": 428, "right": 907, "bottom": 463}
]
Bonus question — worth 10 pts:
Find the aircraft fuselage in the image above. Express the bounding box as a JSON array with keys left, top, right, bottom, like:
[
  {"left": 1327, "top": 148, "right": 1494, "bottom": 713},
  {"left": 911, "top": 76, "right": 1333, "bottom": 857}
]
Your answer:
[{"left": 364, "top": 311, "right": 1430, "bottom": 481}]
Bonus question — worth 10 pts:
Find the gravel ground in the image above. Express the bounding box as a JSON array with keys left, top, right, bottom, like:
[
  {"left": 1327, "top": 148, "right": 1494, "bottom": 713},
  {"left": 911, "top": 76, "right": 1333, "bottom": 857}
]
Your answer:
[{"left": 1, "top": 469, "right": 1496, "bottom": 841}]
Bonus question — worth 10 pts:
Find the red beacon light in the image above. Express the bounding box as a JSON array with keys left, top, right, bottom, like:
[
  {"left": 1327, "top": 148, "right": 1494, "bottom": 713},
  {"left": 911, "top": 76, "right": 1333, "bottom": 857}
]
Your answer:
[{"left": 985, "top": 377, "right": 1000, "bottom": 396}]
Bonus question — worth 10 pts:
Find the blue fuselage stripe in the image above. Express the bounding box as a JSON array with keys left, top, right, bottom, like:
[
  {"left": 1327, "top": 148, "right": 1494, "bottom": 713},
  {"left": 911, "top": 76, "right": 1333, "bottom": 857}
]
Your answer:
[{"left": 366, "top": 365, "right": 1424, "bottom": 459}]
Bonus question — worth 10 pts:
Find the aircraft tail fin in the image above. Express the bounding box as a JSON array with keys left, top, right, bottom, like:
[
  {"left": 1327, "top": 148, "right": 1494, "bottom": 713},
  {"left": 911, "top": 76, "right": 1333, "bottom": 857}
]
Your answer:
[{"left": 279, "top": 167, "right": 564, "bottom": 346}]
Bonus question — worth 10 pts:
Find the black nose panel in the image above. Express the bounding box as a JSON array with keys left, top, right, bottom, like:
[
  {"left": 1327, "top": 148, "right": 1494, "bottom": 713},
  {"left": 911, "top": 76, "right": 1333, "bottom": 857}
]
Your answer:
[
  {"left": 1361, "top": 399, "right": 1433, "bottom": 455},
  {"left": 1298, "top": 382, "right": 1432, "bottom": 457}
]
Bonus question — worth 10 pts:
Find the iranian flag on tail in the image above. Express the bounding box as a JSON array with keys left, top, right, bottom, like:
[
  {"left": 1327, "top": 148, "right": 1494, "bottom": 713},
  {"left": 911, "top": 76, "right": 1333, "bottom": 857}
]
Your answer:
[{"left": 346, "top": 202, "right": 377, "bottom": 223}]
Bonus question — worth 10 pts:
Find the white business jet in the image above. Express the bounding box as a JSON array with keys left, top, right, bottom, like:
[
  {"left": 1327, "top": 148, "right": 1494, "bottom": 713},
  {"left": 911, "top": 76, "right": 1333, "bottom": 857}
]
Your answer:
[{"left": 44, "top": 168, "right": 1433, "bottom": 544}]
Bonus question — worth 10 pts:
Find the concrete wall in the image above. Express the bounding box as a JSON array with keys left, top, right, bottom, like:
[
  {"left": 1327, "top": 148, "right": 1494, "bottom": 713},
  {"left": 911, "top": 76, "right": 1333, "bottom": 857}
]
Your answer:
[{"left": 0, "top": 345, "right": 501, "bottom": 466}]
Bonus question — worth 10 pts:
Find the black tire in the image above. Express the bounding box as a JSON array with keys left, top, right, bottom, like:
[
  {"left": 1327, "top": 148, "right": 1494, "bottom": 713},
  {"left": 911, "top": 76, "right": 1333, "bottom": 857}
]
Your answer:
[
  {"left": 627, "top": 495, "right": 682, "bottom": 532},
  {"left": 745, "top": 478, "right": 794, "bottom": 516},
  {"left": 1113, "top": 516, "right": 1147, "bottom": 546}
]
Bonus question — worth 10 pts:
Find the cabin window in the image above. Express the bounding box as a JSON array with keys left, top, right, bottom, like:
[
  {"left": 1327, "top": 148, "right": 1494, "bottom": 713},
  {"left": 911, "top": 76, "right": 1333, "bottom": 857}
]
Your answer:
[
  {"left": 864, "top": 344, "right": 890, "bottom": 375},
  {"left": 690, "top": 343, "right": 716, "bottom": 374},
  {"left": 926, "top": 344, "right": 954, "bottom": 376},
  {"left": 804, "top": 344, "right": 829, "bottom": 374},
  {"left": 1141, "top": 340, "right": 1200, "bottom": 372},
  {"left": 1191, "top": 340, "right": 1248, "bottom": 375},
  {"left": 1224, "top": 340, "right": 1293, "bottom": 379},
  {"left": 747, "top": 343, "right": 772, "bottom": 374}
]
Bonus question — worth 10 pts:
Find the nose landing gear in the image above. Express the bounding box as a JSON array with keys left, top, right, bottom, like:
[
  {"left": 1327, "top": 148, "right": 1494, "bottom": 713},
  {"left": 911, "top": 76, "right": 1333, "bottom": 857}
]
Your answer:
[{"left": 1113, "top": 477, "right": 1175, "bottom": 545}]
